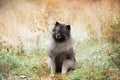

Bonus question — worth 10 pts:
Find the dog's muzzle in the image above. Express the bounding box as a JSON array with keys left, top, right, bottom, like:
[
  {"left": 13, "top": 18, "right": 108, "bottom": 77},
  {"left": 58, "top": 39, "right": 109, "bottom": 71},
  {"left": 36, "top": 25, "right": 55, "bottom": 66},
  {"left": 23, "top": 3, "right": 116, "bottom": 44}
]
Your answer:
[{"left": 55, "top": 34, "right": 61, "bottom": 39}]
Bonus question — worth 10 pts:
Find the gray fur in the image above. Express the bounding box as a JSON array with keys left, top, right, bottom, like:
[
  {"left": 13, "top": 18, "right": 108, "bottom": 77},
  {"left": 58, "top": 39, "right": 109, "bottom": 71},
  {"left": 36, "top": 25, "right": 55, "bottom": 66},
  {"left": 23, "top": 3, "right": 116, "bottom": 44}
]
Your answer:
[{"left": 47, "top": 22, "right": 77, "bottom": 74}]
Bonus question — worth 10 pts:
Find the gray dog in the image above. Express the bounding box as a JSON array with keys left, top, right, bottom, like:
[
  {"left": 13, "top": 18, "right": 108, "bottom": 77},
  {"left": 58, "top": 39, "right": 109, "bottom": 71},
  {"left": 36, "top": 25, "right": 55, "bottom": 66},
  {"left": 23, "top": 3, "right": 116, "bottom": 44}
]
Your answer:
[{"left": 47, "top": 21, "right": 77, "bottom": 75}]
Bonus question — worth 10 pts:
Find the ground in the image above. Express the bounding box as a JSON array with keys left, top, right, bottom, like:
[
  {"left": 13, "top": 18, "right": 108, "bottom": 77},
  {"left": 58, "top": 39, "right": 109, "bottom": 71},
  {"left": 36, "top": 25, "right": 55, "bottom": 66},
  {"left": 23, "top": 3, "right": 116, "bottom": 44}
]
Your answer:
[{"left": 0, "top": 39, "right": 120, "bottom": 80}]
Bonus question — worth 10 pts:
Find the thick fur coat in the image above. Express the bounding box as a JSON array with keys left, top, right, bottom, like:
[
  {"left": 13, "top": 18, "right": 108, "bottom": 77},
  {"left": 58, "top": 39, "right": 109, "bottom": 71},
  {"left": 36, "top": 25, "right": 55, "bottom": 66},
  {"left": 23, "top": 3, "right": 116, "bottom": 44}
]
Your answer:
[{"left": 47, "top": 21, "right": 77, "bottom": 74}]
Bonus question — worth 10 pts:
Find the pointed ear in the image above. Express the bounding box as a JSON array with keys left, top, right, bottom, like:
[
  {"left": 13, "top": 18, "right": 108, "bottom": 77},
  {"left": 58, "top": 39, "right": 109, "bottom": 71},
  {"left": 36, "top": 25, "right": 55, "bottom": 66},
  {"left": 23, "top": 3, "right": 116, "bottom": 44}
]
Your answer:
[
  {"left": 66, "top": 25, "right": 71, "bottom": 30},
  {"left": 55, "top": 21, "right": 59, "bottom": 26}
]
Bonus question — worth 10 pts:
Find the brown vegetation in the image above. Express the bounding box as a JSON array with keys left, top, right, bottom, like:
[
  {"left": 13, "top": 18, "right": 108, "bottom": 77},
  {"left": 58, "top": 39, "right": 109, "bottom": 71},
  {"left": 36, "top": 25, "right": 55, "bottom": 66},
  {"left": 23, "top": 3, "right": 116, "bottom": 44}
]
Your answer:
[{"left": 0, "top": 0, "right": 120, "bottom": 52}]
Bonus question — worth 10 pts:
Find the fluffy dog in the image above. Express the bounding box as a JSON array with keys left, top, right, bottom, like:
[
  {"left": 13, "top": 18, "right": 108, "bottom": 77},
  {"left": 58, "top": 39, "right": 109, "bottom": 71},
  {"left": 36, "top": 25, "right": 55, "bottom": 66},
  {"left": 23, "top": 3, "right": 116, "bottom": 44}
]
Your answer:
[{"left": 47, "top": 21, "right": 77, "bottom": 75}]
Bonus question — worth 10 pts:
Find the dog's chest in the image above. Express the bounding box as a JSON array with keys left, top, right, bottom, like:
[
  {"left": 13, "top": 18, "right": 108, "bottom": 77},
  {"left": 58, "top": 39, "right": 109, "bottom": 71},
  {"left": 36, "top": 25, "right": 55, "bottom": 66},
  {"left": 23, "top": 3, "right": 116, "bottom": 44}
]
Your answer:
[{"left": 53, "top": 42, "right": 70, "bottom": 54}]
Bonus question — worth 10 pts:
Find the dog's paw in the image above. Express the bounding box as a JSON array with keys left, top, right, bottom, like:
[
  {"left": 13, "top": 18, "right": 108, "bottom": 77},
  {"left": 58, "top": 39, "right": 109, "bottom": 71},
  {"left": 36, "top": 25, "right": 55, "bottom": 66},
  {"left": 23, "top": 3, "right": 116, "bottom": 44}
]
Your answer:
[
  {"left": 62, "top": 72, "right": 67, "bottom": 75},
  {"left": 50, "top": 73, "right": 55, "bottom": 77}
]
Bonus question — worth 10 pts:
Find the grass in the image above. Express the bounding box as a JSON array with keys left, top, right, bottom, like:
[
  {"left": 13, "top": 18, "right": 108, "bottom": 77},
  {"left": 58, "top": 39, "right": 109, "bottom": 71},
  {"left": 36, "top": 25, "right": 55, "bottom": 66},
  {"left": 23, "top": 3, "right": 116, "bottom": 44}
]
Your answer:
[
  {"left": 0, "top": 49, "right": 47, "bottom": 80},
  {"left": 0, "top": 39, "right": 120, "bottom": 80},
  {"left": 66, "top": 39, "right": 120, "bottom": 80}
]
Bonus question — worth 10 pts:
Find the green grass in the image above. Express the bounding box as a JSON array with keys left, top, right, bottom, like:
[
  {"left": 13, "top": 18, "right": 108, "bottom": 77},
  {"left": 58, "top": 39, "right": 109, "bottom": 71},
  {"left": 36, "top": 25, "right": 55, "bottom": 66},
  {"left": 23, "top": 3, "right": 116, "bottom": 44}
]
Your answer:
[
  {"left": 0, "top": 49, "right": 47, "bottom": 80},
  {"left": 0, "top": 39, "right": 120, "bottom": 80},
  {"left": 66, "top": 39, "right": 120, "bottom": 80}
]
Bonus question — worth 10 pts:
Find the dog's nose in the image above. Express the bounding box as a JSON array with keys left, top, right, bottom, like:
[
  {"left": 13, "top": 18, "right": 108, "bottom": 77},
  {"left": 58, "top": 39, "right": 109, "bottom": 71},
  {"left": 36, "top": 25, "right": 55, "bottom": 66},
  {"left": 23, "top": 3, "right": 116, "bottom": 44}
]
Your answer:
[{"left": 56, "top": 34, "right": 61, "bottom": 39}]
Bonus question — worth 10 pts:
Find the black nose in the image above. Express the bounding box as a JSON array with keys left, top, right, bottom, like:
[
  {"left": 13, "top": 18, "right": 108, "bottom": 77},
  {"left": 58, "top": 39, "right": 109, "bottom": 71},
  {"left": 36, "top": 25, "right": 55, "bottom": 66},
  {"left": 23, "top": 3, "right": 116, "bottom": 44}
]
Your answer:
[{"left": 56, "top": 34, "right": 61, "bottom": 39}]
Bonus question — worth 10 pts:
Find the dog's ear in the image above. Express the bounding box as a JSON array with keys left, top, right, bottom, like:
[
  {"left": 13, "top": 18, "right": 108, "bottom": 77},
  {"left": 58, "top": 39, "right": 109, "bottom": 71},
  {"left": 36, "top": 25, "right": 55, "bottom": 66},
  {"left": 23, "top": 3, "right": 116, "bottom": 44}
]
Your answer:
[
  {"left": 55, "top": 21, "right": 59, "bottom": 26},
  {"left": 66, "top": 25, "right": 71, "bottom": 30}
]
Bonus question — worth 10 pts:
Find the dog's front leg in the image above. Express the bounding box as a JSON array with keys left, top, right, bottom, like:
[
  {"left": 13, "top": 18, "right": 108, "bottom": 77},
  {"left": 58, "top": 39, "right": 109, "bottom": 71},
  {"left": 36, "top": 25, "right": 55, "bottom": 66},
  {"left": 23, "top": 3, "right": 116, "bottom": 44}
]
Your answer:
[
  {"left": 62, "top": 59, "right": 69, "bottom": 74},
  {"left": 50, "top": 58, "right": 56, "bottom": 76},
  {"left": 62, "top": 59, "right": 75, "bottom": 74}
]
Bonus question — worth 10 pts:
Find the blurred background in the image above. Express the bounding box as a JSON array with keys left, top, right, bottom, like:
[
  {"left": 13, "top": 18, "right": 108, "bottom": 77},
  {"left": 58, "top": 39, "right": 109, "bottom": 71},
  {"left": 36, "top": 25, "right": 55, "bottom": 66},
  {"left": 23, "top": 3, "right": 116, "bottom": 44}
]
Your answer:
[
  {"left": 0, "top": 0, "right": 120, "bottom": 51},
  {"left": 0, "top": 0, "right": 120, "bottom": 80}
]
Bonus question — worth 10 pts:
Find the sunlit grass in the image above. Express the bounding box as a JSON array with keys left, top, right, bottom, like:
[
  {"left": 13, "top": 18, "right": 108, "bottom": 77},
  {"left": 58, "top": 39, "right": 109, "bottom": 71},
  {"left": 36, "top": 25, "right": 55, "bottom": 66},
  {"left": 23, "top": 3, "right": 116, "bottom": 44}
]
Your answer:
[{"left": 66, "top": 39, "right": 120, "bottom": 80}]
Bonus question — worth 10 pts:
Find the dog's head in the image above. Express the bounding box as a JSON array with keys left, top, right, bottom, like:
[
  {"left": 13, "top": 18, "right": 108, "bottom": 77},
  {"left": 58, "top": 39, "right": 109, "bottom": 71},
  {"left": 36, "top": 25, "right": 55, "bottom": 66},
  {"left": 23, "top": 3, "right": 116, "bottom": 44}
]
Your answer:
[{"left": 52, "top": 21, "right": 71, "bottom": 42}]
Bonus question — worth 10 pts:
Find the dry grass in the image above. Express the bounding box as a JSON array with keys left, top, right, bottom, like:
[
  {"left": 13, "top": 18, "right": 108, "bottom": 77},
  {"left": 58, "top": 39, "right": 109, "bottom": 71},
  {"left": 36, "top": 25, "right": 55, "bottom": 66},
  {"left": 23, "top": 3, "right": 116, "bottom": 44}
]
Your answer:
[{"left": 0, "top": 0, "right": 120, "bottom": 51}]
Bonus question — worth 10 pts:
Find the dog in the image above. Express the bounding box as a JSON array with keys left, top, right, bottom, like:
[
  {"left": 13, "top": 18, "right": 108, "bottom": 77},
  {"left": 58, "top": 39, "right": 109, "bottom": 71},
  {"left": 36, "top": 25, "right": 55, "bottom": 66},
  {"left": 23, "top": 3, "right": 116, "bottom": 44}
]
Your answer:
[{"left": 47, "top": 21, "right": 77, "bottom": 75}]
